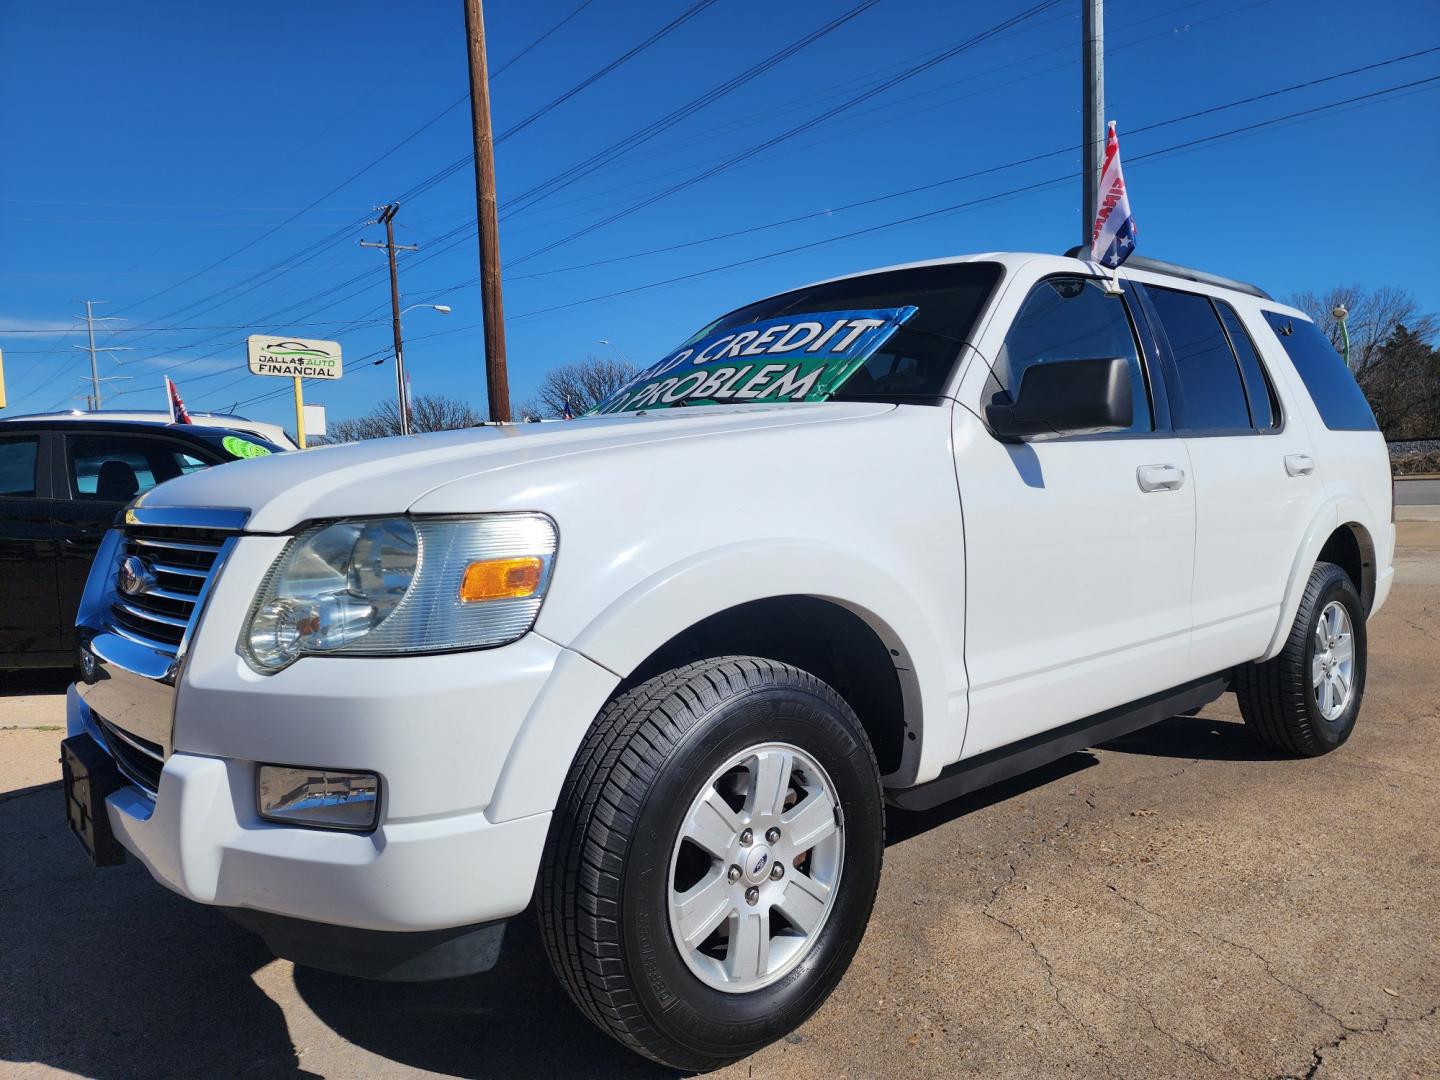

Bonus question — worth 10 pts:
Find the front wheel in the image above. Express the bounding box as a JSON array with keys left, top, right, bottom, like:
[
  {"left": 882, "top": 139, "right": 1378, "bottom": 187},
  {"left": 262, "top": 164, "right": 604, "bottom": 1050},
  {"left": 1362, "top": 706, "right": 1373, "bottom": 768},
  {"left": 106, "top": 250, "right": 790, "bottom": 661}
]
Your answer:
[
  {"left": 537, "top": 656, "right": 884, "bottom": 1071},
  {"left": 1234, "top": 560, "right": 1367, "bottom": 756}
]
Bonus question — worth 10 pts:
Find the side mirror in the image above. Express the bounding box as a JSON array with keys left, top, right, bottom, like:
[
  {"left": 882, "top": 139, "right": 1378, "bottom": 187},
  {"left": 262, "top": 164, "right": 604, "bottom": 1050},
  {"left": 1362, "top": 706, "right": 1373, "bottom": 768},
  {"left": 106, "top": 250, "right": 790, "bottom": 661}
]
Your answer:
[{"left": 985, "top": 356, "right": 1133, "bottom": 439}]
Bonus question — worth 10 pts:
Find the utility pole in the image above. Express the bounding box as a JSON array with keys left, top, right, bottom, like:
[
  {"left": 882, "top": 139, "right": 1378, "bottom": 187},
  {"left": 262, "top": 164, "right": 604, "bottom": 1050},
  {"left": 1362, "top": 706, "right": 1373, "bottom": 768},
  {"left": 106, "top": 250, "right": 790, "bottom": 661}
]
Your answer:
[
  {"left": 1081, "top": 0, "right": 1105, "bottom": 249},
  {"left": 360, "top": 204, "right": 419, "bottom": 435},
  {"left": 463, "top": 0, "right": 511, "bottom": 422},
  {"left": 73, "top": 300, "right": 131, "bottom": 409}
]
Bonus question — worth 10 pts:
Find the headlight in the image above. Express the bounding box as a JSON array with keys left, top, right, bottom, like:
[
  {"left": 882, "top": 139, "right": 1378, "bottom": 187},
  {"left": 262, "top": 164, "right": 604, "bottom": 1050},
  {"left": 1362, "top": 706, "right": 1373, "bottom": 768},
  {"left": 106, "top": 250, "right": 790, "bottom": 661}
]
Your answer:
[{"left": 241, "top": 513, "right": 557, "bottom": 673}]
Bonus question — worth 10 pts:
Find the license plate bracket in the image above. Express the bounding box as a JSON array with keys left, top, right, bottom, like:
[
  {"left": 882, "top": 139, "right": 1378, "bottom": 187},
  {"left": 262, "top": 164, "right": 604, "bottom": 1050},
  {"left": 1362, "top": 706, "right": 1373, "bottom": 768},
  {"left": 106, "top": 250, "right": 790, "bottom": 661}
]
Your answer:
[{"left": 61, "top": 734, "right": 127, "bottom": 867}]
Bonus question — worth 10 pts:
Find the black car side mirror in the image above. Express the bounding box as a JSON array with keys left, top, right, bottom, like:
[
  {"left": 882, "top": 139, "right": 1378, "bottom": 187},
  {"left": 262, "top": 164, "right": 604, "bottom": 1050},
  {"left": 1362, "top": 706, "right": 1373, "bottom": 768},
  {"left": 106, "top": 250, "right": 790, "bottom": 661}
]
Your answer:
[{"left": 985, "top": 356, "right": 1133, "bottom": 440}]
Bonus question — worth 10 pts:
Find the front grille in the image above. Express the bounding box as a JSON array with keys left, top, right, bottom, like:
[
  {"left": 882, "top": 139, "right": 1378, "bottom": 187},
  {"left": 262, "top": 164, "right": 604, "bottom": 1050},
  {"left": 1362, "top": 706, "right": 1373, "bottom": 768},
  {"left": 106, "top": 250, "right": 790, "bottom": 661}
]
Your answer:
[
  {"left": 108, "top": 525, "right": 231, "bottom": 651},
  {"left": 97, "top": 716, "right": 164, "bottom": 796}
]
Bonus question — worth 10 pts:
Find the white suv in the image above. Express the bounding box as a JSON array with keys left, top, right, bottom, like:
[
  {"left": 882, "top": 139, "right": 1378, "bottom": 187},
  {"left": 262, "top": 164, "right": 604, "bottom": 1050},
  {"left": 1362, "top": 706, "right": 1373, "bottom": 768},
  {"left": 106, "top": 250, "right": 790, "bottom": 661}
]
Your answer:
[{"left": 62, "top": 251, "right": 1393, "bottom": 1069}]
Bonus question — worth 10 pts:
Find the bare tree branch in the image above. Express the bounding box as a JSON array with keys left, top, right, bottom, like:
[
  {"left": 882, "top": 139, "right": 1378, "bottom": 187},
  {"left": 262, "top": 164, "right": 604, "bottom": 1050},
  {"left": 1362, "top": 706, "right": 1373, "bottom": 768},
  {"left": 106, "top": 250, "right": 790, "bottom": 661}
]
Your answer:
[
  {"left": 325, "top": 393, "right": 485, "bottom": 442},
  {"left": 519, "top": 355, "right": 638, "bottom": 419}
]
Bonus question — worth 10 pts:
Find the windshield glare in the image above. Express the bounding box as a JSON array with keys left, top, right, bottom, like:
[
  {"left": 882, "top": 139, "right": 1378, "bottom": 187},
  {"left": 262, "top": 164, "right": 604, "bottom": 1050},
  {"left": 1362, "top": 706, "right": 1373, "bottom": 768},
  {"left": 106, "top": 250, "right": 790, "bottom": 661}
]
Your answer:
[{"left": 591, "top": 262, "right": 1002, "bottom": 413}]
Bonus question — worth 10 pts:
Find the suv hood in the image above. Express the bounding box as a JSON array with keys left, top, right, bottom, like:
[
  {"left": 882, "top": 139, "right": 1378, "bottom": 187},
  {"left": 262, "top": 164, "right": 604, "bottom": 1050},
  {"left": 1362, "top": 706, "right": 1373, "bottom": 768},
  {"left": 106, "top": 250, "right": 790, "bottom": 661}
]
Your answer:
[{"left": 131, "top": 401, "right": 896, "bottom": 533}]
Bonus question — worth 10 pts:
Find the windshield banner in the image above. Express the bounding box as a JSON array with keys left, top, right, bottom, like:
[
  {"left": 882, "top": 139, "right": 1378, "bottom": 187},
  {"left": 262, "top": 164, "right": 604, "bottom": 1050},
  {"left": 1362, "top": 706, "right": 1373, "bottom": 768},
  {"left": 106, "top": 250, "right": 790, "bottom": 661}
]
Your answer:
[{"left": 590, "top": 306, "right": 917, "bottom": 414}]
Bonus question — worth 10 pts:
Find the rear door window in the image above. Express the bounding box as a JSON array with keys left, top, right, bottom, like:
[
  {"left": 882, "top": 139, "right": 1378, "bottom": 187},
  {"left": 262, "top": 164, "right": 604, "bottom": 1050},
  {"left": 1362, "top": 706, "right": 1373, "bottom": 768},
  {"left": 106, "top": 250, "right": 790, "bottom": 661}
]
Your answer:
[
  {"left": 0, "top": 437, "right": 40, "bottom": 497},
  {"left": 1260, "top": 312, "right": 1378, "bottom": 431},
  {"left": 66, "top": 435, "right": 204, "bottom": 501},
  {"left": 1145, "top": 286, "right": 1253, "bottom": 433},
  {"left": 1215, "top": 302, "right": 1281, "bottom": 431}
]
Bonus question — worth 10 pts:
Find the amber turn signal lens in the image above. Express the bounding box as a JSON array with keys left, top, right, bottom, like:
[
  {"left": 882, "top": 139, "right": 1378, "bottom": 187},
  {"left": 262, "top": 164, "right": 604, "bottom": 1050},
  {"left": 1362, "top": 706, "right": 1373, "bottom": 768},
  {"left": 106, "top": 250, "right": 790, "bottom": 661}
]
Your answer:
[{"left": 459, "top": 556, "right": 544, "bottom": 602}]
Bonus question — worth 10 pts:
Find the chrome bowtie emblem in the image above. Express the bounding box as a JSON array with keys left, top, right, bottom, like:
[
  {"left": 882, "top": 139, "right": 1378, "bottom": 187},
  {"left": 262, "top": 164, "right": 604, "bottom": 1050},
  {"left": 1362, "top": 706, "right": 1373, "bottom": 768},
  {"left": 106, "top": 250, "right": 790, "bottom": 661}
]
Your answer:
[{"left": 117, "top": 555, "right": 156, "bottom": 597}]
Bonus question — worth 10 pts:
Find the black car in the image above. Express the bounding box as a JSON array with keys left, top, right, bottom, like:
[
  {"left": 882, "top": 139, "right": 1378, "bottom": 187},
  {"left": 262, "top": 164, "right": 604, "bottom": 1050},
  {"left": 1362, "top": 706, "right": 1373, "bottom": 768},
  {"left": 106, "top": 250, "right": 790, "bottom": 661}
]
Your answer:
[{"left": 0, "top": 418, "right": 284, "bottom": 669}]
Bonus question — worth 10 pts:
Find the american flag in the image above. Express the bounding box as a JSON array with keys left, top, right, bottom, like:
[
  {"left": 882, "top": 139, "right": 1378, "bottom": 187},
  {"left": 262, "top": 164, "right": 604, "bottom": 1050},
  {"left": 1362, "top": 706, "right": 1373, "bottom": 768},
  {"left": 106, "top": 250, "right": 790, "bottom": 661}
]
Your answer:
[
  {"left": 1090, "top": 121, "right": 1137, "bottom": 269},
  {"left": 165, "top": 376, "right": 193, "bottom": 423}
]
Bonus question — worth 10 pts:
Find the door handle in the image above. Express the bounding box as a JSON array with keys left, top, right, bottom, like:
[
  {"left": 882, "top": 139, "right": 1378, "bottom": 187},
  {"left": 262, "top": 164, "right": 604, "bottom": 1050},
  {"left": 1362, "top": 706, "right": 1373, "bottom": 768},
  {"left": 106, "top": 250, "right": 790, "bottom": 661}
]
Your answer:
[
  {"left": 1137, "top": 464, "right": 1185, "bottom": 492},
  {"left": 1284, "top": 453, "right": 1315, "bottom": 477}
]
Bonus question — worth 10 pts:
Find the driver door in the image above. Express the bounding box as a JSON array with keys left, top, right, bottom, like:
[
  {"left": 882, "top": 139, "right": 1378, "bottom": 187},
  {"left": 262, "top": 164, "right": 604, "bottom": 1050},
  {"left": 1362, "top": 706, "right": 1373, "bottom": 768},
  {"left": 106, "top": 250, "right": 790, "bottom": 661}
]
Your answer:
[{"left": 953, "top": 269, "right": 1195, "bottom": 758}]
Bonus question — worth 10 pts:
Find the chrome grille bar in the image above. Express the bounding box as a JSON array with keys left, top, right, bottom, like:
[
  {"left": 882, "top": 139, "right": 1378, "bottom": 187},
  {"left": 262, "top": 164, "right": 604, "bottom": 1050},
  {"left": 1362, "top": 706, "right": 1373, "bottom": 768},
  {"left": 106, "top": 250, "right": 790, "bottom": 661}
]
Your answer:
[
  {"left": 130, "top": 536, "right": 225, "bottom": 554},
  {"left": 83, "top": 513, "right": 243, "bottom": 801}
]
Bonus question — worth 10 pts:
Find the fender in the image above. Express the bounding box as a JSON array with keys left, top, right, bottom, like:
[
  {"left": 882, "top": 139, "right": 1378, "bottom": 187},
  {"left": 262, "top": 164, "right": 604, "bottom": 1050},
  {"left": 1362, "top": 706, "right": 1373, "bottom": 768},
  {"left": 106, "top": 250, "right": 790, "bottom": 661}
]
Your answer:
[
  {"left": 1260, "top": 495, "right": 1375, "bottom": 662},
  {"left": 487, "top": 539, "right": 954, "bottom": 822}
]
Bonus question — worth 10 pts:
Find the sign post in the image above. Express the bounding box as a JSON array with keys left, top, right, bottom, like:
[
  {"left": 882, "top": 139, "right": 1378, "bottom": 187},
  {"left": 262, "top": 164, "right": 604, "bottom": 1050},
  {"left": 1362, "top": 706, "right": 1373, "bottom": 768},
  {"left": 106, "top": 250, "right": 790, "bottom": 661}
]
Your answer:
[
  {"left": 293, "top": 377, "right": 306, "bottom": 448},
  {"left": 246, "top": 335, "right": 343, "bottom": 450}
]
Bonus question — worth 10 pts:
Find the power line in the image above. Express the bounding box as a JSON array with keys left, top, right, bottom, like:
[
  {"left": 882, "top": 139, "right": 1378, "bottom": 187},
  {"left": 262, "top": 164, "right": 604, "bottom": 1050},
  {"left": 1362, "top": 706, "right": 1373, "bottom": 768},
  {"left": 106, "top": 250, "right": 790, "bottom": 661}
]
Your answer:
[
  {"left": 500, "top": 0, "right": 884, "bottom": 217},
  {"left": 503, "top": 0, "right": 1067, "bottom": 269},
  {"left": 364, "top": 71, "right": 1440, "bottom": 343},
  {"left": 251, "top": 0, "right": 1072, "bottom": 332},
  {"left": 498, "top": 43, "right": 1440, "bottom": 284},
  {"left": 101, "top": 0, "right": 608, "bottom": 335}
]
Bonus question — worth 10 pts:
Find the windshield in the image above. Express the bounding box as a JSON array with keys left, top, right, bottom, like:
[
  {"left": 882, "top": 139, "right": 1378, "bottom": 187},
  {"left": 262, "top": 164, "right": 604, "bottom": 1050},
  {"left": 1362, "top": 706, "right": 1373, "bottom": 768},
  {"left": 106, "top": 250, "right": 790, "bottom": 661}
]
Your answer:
[
  {"left": 191, "top": 430, "right": 284, "bottom": 460},
  {"left": 591, "top": 262, "right": 1002, "bottom": 413}
]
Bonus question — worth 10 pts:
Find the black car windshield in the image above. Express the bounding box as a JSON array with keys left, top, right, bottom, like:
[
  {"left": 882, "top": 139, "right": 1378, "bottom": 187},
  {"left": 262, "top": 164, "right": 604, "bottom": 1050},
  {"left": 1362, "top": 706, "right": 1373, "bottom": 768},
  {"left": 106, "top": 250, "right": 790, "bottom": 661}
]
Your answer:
[
  {"left": 590, "top": 262, "right": 1002, "bottom": 413},
  {"left": 191, "top": 430, "right": 284, "bottom": 460}
]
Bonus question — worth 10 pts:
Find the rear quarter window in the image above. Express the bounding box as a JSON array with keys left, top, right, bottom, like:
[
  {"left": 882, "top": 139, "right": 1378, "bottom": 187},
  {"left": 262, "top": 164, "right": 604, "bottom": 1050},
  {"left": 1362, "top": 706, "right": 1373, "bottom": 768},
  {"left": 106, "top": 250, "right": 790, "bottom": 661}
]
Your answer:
[{"left": 1260, "top": 312, "right": 1378, "bottom": 431}]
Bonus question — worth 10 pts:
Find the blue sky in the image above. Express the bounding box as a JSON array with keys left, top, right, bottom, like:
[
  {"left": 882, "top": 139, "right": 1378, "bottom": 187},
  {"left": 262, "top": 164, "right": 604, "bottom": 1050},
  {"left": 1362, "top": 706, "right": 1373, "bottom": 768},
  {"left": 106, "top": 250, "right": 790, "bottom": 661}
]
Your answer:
[{"left": 2, "top": 0, "right": 1437, "bottom": 432}]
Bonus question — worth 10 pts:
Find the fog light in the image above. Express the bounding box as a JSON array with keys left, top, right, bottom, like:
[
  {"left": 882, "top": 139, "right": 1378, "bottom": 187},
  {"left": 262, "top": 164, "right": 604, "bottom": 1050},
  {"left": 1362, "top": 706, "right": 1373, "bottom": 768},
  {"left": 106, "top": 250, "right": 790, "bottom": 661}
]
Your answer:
[{"left": 257, "top": 766, "right": 380, "bottom": 831}]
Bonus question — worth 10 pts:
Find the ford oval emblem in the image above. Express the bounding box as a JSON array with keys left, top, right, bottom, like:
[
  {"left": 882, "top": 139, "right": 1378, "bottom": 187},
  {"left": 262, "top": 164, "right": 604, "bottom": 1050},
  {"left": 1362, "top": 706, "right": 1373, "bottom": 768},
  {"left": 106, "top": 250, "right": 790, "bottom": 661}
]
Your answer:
[{"left": 117, "top": 555, "right": 156, "bottom": 597}]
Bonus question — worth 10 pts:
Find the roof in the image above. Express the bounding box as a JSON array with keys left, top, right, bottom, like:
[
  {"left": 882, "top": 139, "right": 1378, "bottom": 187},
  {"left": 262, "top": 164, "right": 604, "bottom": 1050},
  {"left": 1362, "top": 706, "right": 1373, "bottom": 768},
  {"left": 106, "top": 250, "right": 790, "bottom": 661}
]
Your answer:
[
  {"left": 1059, "top": 247, "right": 1272, "bottom": 299},
  {"left": 774, "top": 249, "right": 1275, "bottom": 304},
  {"left": 1, "top": 409, "right": 298, "bottom": 449},
  {"left": 0, "top": 415, "right": 281, "bottom": 445}
]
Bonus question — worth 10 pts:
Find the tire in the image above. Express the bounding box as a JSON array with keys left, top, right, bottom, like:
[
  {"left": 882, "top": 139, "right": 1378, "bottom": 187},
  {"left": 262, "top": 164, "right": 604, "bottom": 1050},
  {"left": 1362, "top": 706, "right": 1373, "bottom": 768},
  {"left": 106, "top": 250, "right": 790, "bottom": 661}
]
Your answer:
[
  {"left": 537, "top": 656, "right": 884, "bottom": 1071},
  {"left": 1234, "top": 561, "right": 1367, "bottom": 756}
]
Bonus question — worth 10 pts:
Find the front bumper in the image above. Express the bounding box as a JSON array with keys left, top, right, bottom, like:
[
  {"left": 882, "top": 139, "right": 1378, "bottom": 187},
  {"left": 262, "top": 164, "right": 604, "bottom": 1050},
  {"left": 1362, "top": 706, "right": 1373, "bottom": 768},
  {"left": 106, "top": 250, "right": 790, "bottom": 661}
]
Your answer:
[{"left": 67, "top": 631, "right": 564, "bottom": 934}]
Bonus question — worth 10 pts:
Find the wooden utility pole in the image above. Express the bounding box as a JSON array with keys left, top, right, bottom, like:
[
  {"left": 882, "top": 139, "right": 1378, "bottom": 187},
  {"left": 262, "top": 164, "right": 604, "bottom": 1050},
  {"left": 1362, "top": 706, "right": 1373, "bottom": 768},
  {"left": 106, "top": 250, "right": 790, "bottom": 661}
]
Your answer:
[
  {"left": 1081, "top": 0, "right": 1105, "bottom": 249},
  {"left": 463, "top": 0, "right": 511, "bottom": 422},
  {"left": 360, "top": 204, "right": 419, "bottom": 435}
]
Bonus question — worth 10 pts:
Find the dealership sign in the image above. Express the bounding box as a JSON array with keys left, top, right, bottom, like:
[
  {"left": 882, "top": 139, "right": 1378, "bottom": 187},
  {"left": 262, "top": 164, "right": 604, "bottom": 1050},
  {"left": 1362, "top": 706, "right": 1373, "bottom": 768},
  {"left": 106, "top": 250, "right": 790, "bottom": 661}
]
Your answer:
[
  {"left": 246, "top": 335, "right": 344, "bottom": 380},
  {"left": 591, "top": 306, "right": 917, "bottom": 414}
]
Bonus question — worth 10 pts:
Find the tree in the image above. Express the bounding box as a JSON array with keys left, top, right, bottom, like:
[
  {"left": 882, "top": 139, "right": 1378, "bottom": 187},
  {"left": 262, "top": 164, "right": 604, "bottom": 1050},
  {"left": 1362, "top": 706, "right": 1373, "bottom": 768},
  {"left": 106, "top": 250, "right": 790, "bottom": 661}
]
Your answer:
[
  {"left": 1289, "top": 285, "right": 1440, "bottom": 439},
  {"left": 1290, "top": 285, "right": 1438, "bottom": 377},
  {"left": 324, "top": 393, "right": 485, "bottom": 442},
  {"left": 520, "top": 355, "right": 638, "bottom": 419}
]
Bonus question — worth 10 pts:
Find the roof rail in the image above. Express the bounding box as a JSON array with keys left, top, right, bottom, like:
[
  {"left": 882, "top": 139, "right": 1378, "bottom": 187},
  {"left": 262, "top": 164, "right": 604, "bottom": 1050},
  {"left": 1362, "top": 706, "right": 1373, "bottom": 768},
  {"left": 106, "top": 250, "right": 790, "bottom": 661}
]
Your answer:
[{"left": 1061, "top": 246, "right": 1271, "bottom": 300}]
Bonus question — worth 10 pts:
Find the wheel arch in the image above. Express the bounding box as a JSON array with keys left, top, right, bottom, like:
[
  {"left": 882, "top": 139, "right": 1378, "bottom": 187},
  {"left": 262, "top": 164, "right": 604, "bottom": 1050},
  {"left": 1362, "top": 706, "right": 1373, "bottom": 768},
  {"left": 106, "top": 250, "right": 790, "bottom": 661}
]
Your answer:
[
  {"left": 1261, "top": 497, "right": 1378, "bottom": 662},
  {"left": 487, "top": 541, "right": 948, "bottom": 822},
  {"left": 613, "top": 595, "right": 919, "bottom": 783}
]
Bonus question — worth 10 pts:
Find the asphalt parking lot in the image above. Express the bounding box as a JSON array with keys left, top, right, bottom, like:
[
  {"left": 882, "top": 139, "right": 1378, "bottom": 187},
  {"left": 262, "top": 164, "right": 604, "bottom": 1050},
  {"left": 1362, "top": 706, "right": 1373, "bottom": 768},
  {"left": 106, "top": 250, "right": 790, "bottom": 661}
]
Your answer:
[{"left": 2, "top": 523, "right": 1437, "bottom": 1080}]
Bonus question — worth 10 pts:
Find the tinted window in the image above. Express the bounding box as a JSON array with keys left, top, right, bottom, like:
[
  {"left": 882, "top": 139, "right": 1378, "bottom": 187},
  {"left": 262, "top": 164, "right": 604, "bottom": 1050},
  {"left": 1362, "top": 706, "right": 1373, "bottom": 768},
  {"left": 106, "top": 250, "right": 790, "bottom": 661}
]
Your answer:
[
  {"left": 67, "top": 435, "right": 203, "bottom": 501},
  {"left": 0, "top": 437, "right": 40, "bottom": 497},
  {"left": 992, "top": 276, "right": 1152, "bottom": 433},
  {"left": 1215, "top": 301, "right": 1281, "bottom": 431},
  {"left": 710, "top": 263, "right": 1002, "bottom": 402},
  {"left": 1260, "top": 311, "right": 1378, "bottom": 431},
  {"left": 1147, "top": 287, "right": 1252, "bottom": 432}
]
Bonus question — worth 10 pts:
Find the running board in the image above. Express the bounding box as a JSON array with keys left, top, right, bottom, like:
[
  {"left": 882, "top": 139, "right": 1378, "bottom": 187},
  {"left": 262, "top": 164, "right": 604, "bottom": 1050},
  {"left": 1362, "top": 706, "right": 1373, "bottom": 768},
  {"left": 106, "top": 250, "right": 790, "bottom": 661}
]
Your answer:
[{"left": 888, "top": 673, "right": 1230, "bottom": 812}]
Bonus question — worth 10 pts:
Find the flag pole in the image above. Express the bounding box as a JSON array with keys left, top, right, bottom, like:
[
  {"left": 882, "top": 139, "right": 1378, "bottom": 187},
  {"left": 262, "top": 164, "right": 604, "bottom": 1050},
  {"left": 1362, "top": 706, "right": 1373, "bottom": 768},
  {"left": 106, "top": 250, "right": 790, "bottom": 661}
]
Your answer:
[{"left": 294, "top": 376, "right": 307, "bottom": 449}]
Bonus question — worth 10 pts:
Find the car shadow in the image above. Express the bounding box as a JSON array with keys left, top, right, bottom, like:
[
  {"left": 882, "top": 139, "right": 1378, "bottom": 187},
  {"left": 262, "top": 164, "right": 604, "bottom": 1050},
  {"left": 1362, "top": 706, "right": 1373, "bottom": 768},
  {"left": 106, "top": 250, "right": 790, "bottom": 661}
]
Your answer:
[
  {"left": 0, "top": 781, "right": 320, "bottom": 1078},
  {"left": 1096, "top": 710, "right": 1288, "bottom": 762},
  {"left": 884, "top": 752, "right": 1099, "bottom": 846},
  {"left": 1, "top": 668, "right": 73, "bottom": 698},
  {"left": 883, "top": 708, "right": 1283, "bottom": 847},
  {"left": 0, "top": 780, "right": 673, "bottom": 1080},
  {"left": 1, "top": 709, "right": 1277, "bottom": 1079},
  {"left": 292, "top": 918, "right": 674, "bottom": 1079}
]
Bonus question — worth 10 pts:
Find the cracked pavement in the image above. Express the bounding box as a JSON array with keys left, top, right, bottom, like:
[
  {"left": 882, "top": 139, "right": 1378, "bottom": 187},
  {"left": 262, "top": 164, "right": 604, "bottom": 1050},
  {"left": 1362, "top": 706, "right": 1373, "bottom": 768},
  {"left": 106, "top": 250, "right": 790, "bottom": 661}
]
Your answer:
[{"left": 2, "top": 524, "right": 1437, "bottom": 1079}]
